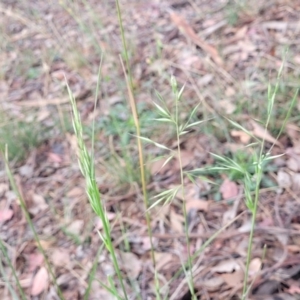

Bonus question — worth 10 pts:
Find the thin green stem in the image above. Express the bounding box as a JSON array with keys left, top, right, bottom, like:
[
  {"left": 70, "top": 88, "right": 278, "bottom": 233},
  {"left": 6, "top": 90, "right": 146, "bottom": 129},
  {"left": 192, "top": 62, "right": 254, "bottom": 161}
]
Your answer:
[
  {"left": 241, "top": 168, "right": 262, "bottom": 299},
  {"left": 115, "top": 0, "right": 133, "bottom": 90},
  {"left": 116, "top": 0, "right": 157, "bottom": 283},
  {"left": 68, "top": 83, "right": 128, "bottom": 300},
  {"left": 119, "top": 57, "right": 157, "bottom": 270},
  {"left": 242, "top": 59, "right": 287, "bottom": 298},
  {"left": 2, "top": 147, "right": 65, "bottom": 300},
  {"left": 0, "top": 239, "right": 26, "bottom": 300},
  {"left": 174, "top": 88, "right": 195, "bottom": 298},
  {"left": 84, "top": 244, "right": 104, "bottom": 300}
]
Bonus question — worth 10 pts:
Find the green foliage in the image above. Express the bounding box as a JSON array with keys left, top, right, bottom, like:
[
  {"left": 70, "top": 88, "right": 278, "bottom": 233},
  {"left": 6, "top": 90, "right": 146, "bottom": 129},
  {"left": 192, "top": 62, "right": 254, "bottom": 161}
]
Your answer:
[
  {"left": 0, "top": 114, "right": 47, "bottom": 162},
  {"left": 84, "top": 102, "right": 157, "bottom": 184},
  {"left": 92, "top": 102, "right": 158, "bottom": 138}
]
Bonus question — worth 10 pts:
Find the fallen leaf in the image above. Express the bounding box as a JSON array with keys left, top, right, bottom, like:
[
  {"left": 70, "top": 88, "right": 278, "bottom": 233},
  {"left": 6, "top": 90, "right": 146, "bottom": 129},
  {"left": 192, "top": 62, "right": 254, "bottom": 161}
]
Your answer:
[
  {"left": 201, "top": 19, "right": 227, "bottom": 38},
  {"left": 238, "top": 220, "right": 252, "bottom": 233},
  {"left": 277, "top": 170, "right": 292, "bottom": 189},
  {"left": 170, "top": 209, "right": 184, "bottom": 233},
  {"left": 89, "top": 282, "right": 116, "bottom": 300},
  {"left": 0, "top": 183, "right": 9, "bottom": 196},
  {"left": 37, "top": 109, "right": 50, "bottom": 122},
  {"left": 274, "top": 232, "right": 289, "bottom": 245},
  {"left": 67, "top": 187, "right": 84, "bottom": 198},
  {"left": 220, "top": 179, "right": 238, "bottom": 200},
  {"left": 51, "top": 70, "right": 65, "bottom": 81},
  {"left": 287, "top": 285, "right": 300, "bottom": 294},
  {"left": 35, "top": 239, "right": 54, "bottom": 249},
  {"left": 250, "top": 120, "right": 282, "bottom": 147},
  {"left": 30, "top": 267, "right": 49, "bottom": 296},
  {"left": 0, "top": 209, "right": 13, "bottom": 222},
  {"left": 29, "top": 193, "right": 48, "bottom": 215},
  {"left": 259, "top": 217, "right": 274, "bottom": 227},
  {"left": 19, "top": 164, "right": 34, "bottom": 178},
  {"left": 287, "top": 157, "right": 300, "bottom": 172},
  {"left": 212, "top": 259, "right": 241, "bottom": 273},
  {"left": 231, "top": 130, "right": 251, "bottom": 144},
  {"left": 249, "top": 258, "right": 262, "bottom": 277},
  {"left": 197, "top": 73, "right": 214, "bottom": 86},
  {"left": 252, "top": 280, "right": 280, "bottom": 295},
  {"left": 169, "top": 12, "right": 223, "bottom": 66},
  {"left": 62, "top": 289, "right": 79, "bottom": 299},
  {"left": 225, "top": 87, "right": 235, "bottom": 98},
  {"left": 19, "top": 277, "right": 32, "bottom": 289},
  {"left": 287, "top": 244, "right": 300, "bottom": 253},
  {"left": 219, "top": 99, "right": 236, "bottom": 114},
  {"left": 202, "top": 276, "right": 224, "bottom": 291},
  {"left": 186, "top": 199, "right": 209, "bottom": 212},
  {"left": 222, "top": 194, "right": 240, "bottom": 225},
  {"left": 154, "top": 252, "right": 174, "bottom": 271},
  {"left": 221, "top": 269, "right": 244, "bottom": 287},
  {"left": 262, "top": 21, "right": 288, "bottom": 31},
  {"left": 27, "top": 252, "right": 44, "bottom": 272},
  {"left": 294, "top": 55, "right": 300, "bottom": 65},
  {"left": 66, "top": 220, "right": 84, "bottom": 235},
  {"left": 149, "top": 157, "right": 172, "bottom": 175},
  {"left": 120, "top": 252, "right": 142, "bottom": 279},
  {"left": 174, "top": 150, "right": 193, "bottom": 169},
  {"left": 50, "top": 248, "right": 70, "bottom": 267},
  {"left": 292, "top": 173, "right": 300, "bottom": 191},
  {"left": 286, "top": 123, "right": 300, "bottom": 142},
  {"left": 47, "top": 152, "right": 63, "bottom": 163}
]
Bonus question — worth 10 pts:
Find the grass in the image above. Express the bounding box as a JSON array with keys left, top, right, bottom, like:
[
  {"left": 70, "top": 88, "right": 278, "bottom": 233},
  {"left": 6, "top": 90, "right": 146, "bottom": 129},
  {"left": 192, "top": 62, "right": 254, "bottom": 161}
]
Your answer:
[
  {"left": 0, "top": 110, "right": 47, "bottom": 162},
  {"left": 1, "top": 146, "right": 64, "bottom": 299},
  {"left": 1, "top": 0, "right": 300, "bottom": 299},
  {"left": 66, "top": 53, "right": 297, "bottom": 300}
]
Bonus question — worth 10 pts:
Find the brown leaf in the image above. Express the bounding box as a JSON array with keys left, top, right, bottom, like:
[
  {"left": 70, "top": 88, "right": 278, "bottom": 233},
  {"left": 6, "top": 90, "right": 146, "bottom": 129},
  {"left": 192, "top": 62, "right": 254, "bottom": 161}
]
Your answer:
[
  {"left": 222, "top": 194, "right": 241, "bottom": 225},
  {"left": 149, "top": 157, "right": 171, "bottom": 175},
  {"left": 169, "top": 12, "right": 223, "bottom": 66},
  {"left": 287, "top": 244, "right": 300, "bottom": 253},
  {"left": 292, "top": 173, "right": 300, "bottom": 191},
  {"left": 50, "top": 248, "right": 70, "bottom": 267},
  {"left": 19, "top": 164, "right": 34, "bottom": 178},
  {"left": 35, "top": 240, "right": 54, "bottom": 250},
  {"left": 89, "top": 284, "right": 116, "bottom": 300},
  {"left": 212, "top": 259, "right": 241, "bottom": 273},
  {"left": 250, "top": 120, "right": 282, "bottom": 147},
  {"left": 249, "top": 258, "right": 262, "bottom": 277},
  {"left": 0, "top": 183, "right": 9, "bottom": 196},
  {"left": 252, "top": 280, "right": 281, "bottom": 295},
  {"left": 0, "top": 208, "right": 13, "bottom": 222},
  {"left": 277, "top": 170, "right": 292, "bottom": 189},
  {"left": 231, "top": 130, "right": 251, "bottom": 144},
  {"left": 47, "top": 152, "right": 63, "bottom": 163},
  {"left": 28, "top": 252, "right": 44, "bottom": 272},
  {"left": 120, "top": 252, "right": 142, "bottom": 279},
  {"left": 170, "top": 208, "right": 184, "bottom": 233},
  {"left": 287, "top": 157, "right": 300, "bottom": 172},
  {"left": 66, "top": 219, "right": 84, "bottom": 235},
  {"left": 287, "top": 285, "right": 300, "bottom": 294},
  {"left": 30, "top": 267, "right": 49, "bottom": 296},
  {"left": 202, "top": 276, "right": 224, "bottom": 292},
  {"left": 154, "top": 252, "right": 174, "bottom": 271},
  {"left": 67, "top": 187, "right": 84, "bottom": 198},
  {"left": 29, "top": 193, "right": 48, "bottom": 215},
  {"left": 186, "top": 199, "right": 209, "bottom": 212},
  {"left": 220, "top": 179, "right": 238, "bottom": 200},
  {"left": 221, "top": 269, "right": 244, "bottom": 287},
  {"left": 219, "top": 99, "right": 236, "bottom": 114},
  {"left": 174, "top": 150, "right": 193, "bottom": 170}
]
